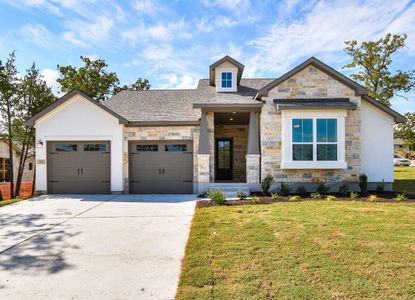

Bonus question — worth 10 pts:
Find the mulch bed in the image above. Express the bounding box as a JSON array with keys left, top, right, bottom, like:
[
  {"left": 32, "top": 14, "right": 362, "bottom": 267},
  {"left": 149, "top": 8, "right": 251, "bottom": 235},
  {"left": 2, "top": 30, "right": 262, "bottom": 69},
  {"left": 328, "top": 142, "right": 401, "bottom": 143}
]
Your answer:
[{"left": 196, "top": 192, "right": 415, "bottom": 208}]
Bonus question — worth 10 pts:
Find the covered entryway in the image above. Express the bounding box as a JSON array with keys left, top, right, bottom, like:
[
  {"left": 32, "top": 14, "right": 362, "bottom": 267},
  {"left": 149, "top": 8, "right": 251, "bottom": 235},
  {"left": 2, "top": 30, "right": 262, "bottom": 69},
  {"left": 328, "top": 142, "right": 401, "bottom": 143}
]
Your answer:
[
  {"left": 47, "top": 141, "right": 111, "bottom": 194},
  {"left": 129, "top": 141, "right": 193, "bottom": 194}
]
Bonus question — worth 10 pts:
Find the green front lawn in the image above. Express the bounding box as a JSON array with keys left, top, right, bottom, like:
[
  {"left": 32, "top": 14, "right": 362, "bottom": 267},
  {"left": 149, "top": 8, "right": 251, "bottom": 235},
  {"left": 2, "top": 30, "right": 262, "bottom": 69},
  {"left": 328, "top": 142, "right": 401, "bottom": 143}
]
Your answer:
[
  {"left": 177, "top": 201, "right": 415, "bottom": 299},
  {"left": 0, "top": 198, "right": 26, "bottom": 207},
  {"left": 394, "top": 166, "right": 415, "bottom": 194}
]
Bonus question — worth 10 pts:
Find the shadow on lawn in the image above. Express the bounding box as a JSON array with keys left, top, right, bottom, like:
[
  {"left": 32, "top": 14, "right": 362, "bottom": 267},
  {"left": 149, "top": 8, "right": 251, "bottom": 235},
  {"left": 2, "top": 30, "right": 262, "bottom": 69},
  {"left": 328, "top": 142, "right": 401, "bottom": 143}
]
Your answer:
[{"left": 0, "top": 210, "right": 80, "bottom": 275}]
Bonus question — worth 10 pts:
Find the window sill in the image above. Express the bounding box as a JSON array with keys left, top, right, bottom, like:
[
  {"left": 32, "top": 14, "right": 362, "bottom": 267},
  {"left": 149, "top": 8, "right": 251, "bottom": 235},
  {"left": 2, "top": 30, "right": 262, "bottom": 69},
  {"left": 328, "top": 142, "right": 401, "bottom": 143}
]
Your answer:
[{"left": 281, "top": 161, "right": 347, "bottom": 169}]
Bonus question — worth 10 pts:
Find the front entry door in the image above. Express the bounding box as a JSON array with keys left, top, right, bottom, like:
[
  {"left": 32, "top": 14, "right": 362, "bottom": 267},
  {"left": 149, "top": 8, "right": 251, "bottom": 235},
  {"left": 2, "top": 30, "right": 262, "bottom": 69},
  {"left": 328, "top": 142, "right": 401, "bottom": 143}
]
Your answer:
[{"left": 215, "top": 139, "right": 233, "bottom": 180}]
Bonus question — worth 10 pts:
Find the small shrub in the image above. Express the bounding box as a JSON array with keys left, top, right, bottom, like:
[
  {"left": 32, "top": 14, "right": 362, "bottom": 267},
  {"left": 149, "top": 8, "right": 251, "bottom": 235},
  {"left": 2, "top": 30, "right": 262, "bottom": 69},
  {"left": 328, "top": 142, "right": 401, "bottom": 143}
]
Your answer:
[
  {"left": 236, "top": 189, "right": 247, "bottom": 200},
  {"left": 368, "top": 194, "right": 378, "bottom": 202},
  {"left": 271, "top": 193, "right": 282, "bottom": 200},
  {"left": 359, "top": 174, "right": 368, "bottom": 194},
  {"left": 208, "top": 188, "right": 226, "bottom": 205},
  {"left": 376, "top": 180, "right": 385, "bottom": 192},
  {"left": 251, "top": 196, "right": 261, "bottom": 204},
  {"left": 278, "top": 183, "right": 291, "bottom": 196},
  {"left": 315, "top": 180, "right": 329, "bottom": 194},
  {"left": 296, "top": 185, "right": 307, "bottom": 195},
  {"left": 350, "top": 191, "right": 359, "bottom": 199},
  {"left": 289, "top": 195, "right": 301, "bottom": 201},
  {"left": 338, "top": 184, "right": 349, "bottom": 195},
  {"left": 311, "top": 192, "right": 322, "bottom": 199},
  {"left": 395, "top": 193, "right": 407, "bottom": 202},
  {"left": 261, "top": 174, "right": 274, "bottom": 196},
  {"left": 326, "top": 195, "right": 337, "bottom": 201}
]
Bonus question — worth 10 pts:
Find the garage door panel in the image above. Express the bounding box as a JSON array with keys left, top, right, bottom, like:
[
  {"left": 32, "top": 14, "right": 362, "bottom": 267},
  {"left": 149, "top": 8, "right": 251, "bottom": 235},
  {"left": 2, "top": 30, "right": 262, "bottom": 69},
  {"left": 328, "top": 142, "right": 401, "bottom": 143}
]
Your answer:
[
  {"left": 129, "top": 141, "right": 193, "bottom": 194},
  {"left": 47, "top": 141, "right": 110, "bottom": 194}
]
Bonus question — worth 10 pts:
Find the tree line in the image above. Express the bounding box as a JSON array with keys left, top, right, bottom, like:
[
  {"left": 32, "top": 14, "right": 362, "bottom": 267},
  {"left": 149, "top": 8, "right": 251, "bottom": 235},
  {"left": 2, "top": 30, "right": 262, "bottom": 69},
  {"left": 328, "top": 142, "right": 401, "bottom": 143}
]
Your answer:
[{"left": 0, "top": 33, "right": 413, "bottom": 199}]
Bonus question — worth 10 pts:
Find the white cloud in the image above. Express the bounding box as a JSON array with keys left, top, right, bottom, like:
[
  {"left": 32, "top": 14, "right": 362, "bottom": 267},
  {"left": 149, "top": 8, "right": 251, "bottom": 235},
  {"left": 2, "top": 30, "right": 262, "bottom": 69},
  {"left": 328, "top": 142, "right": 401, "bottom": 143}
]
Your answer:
[
  {"left": 244, "top": 0, "right": 413, "bottom": 77},
  {"left": 200, "top": 0, "right": 250, "bottom": 11},
  {"left": 122, "top": 19, "right": 191, "bottom": 44},
  {"left": 158, "top": 73, "right": 199, "bottom": 89},
  {"left": 20, "top": 24, "right": 54, "bottom": 48},
  {"left": 41, "top": 68, "right": 60, "bottom": 95},
  {"left": 62, "top": 31, "right": 87, "bottom": 47},
  {"left": 132, "top": 0, "right": 156, "bottom": 15}
]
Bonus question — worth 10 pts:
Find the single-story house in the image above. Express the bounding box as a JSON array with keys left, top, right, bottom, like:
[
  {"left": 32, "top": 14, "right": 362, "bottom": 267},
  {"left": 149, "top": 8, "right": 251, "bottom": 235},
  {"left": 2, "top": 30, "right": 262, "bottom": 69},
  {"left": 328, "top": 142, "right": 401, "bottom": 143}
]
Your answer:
[{"left": 25, "top": 56, "right": 405, "bottom": 194}]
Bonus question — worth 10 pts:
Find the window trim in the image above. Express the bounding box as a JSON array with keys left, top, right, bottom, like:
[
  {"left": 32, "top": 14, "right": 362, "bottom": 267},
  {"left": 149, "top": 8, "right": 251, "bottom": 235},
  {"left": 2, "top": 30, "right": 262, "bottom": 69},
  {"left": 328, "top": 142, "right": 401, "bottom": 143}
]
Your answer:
[
  {"left": 221, "top": 72, "right": 232, "bottom": 89},
  {"left": 281, "top": 110, "right": 347, "bottom": 169}
]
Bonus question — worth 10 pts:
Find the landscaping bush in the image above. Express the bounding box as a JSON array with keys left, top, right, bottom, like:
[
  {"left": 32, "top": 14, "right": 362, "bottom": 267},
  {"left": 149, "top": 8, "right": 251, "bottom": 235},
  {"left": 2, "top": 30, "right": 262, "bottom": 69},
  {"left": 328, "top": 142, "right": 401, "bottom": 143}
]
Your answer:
[
  {"left": 208, "top": 188, "right": 226, "bottom": 205},
  {"left": 296, "top": 185, "right": 307, "bottom": 195},
  {"left": 359, "top": 174, "right": 368, "bottom": 194},
  {"left": 395, "top": 193, "right": 407, "bottom": 202},
  {"left": 289, "top": 195, "right": 301, "bottom": 201},
  {"left": 350, "top": 191, "right": 358, "bottom": 199},
  {"left": 368, "top": 194, "right": 378, "bottom": 202},
  {"left": 278, "top": 183, "right": 291, "bottom": 196},
  {"left": 376, "top": 180, "right": 385, "bottom": 192},
  {"left": 236, "top": 189, "right": 247, "bottom": 200},
  {"left": 271, "top": 193, "right": 282, "bottom": 199},
  {"left": 338, "top": 184, "right": 349, "bottom": 195},
  {"left": 311, "top": 192, "right": 322, "bottom": 199},
  {"left": 315, "top": 180, "right": 329, "bottom": 194},
  {"left": 326, "top": 195, "right": 336, "bottom": 201},
  {"left": 251, "top": 196, "right": 260, "bottom": 204},
  {"left": 261, "top": 174, "right": 274, "bottom": 196}
]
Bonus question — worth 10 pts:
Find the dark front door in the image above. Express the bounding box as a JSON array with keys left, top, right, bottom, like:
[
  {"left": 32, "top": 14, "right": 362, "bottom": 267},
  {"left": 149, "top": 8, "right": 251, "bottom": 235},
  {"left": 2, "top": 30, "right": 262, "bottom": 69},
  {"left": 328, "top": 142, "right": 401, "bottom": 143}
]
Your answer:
[{"left": 215, "top": 139, "right": 233, "bottom": 180}]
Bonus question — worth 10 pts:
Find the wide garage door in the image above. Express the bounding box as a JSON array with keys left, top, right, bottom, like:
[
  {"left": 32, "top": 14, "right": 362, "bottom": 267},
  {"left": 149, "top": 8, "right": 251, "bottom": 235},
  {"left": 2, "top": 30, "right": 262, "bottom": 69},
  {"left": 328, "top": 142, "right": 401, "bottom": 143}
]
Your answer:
[
  {"left": 129, "top": 141, "right": 193, "bottom": 194},
  {"left": 47, "top": 141, "right": 110, "bottom": 194}
]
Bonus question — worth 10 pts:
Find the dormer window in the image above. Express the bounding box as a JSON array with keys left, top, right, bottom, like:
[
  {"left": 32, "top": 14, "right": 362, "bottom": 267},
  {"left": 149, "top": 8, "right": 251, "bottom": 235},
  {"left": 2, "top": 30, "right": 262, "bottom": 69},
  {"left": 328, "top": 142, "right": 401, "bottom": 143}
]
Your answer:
[{"left": 221, "top": 72, "right": 232, "bottom": 88}]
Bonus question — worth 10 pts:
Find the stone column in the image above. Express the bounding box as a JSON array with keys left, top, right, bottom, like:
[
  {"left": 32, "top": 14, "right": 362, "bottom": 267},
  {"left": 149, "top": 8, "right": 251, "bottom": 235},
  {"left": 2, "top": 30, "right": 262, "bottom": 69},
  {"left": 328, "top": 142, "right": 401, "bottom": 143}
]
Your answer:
[
  {"left": 246, "top": 111, "right": 260, "bottom": 184},
  {"left": 197, "top": 111, "right": 210, "bottom": 193}
]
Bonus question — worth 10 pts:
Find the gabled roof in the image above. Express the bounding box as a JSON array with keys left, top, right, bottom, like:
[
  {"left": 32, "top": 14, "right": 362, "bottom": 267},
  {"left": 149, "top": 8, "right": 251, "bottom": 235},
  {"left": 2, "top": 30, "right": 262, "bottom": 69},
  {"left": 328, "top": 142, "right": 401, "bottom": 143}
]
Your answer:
[
  {"left": 25, "top": 89, "right": 128, "bottom": 126},
  {"left": 209, "top": 55, "right": 245, "bottom": 86},
  {"left": 362, "top": 94, "right": 406, "bottom": 123},
  {"left": 255, "top": 57, "right": 369, "bottom": 98}
]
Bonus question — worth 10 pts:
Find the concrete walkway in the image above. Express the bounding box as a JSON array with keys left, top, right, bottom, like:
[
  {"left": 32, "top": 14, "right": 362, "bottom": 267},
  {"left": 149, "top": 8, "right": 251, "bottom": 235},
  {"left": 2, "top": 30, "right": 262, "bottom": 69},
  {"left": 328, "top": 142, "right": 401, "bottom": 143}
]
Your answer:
[{"left": 0, "top": 194, "right": 197, "bottom": 300}]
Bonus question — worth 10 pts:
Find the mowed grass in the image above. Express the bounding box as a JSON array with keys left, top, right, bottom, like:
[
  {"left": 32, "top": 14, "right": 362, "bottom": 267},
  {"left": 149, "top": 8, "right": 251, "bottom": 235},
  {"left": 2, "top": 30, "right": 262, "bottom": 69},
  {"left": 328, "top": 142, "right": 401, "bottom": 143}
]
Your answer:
[
  {"left": 177, "top": 201, "right": 415, "bottom": 299},
  {"left": 394, "top": 166, "right": 415, "bottom": 194},
  {"left": 0, "top": 198, "right": 26, "bottom": 207}
]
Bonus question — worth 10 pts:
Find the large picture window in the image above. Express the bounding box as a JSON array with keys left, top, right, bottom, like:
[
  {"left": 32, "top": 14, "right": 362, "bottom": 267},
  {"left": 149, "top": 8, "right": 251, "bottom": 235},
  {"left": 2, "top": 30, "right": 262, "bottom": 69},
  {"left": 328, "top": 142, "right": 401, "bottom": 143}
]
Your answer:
[{"left": 291, "top": 118, "right": 338, "bottom": 162}]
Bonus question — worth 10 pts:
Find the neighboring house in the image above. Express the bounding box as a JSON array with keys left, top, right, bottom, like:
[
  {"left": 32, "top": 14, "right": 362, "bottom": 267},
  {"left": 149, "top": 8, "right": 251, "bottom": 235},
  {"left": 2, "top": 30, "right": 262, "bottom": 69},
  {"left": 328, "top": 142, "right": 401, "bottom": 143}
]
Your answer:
[
  {"left": 25, "top": 56, "right": 405, "bottom": 194},
  {"left": 394, "top": 138, "right": 411, "bottom": 151},
  {"left": 0, "top": 140, "right": 35, "bottom": 199}
]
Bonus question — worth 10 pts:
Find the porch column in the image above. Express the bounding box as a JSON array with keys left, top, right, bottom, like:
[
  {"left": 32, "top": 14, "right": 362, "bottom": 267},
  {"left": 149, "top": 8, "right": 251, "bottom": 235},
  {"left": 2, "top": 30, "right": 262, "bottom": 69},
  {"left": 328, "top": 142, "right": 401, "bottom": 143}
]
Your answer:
[
  {"left": 246, "top": 111, "right": 261, "bottom": 184},
  {"left": 197, "top": 111, "right": 210, "bottom": 193}
]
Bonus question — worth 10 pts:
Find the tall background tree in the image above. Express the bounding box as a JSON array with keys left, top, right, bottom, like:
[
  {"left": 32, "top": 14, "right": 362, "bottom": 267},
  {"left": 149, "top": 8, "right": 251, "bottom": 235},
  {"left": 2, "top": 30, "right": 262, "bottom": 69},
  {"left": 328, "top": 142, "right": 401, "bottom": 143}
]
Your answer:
[
  {"left": 13, "top": 64, "right": 56, "bottom": 196},
  {"left": 343, "top": 33, "right": 415, "bottom": 107},
  {"left": 395, "top": 112, "right": 415, "bottom": 149},
  {"left": 57, "top": 56, "right": 150, "bottom": 102},
  {"left": 0, "top": 52, "right": 19, "bottom": 198}
]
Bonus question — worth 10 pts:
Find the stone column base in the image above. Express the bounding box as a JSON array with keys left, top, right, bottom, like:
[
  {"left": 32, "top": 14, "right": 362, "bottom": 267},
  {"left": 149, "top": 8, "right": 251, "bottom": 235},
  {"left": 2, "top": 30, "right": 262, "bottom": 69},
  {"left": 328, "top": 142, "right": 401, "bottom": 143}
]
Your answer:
[
  {"left": 197, "top": 154, "right": 210, "bottom": 194},
  {"left": 246, "top": 154, "right": 261, "bottom": 184}
]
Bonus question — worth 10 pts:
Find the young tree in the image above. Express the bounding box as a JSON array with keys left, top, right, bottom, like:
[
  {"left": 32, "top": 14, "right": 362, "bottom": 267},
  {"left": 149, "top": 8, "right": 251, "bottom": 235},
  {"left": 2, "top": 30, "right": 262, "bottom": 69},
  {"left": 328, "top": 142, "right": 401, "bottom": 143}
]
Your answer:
[
  {"left": 57, "top": 56, "right": 150, "bottom": 102},
  {"left": 343, "top": 33, "right": 415, "bottom": 107},
  {"left": 0, "top": 52, "right": 19, "bottom": 198},
  {"left": 14, "top": 64, "right": 56, "bottom": 196},
  {"left": 395, "top": 112, "right": 415, "bottom": 148}
]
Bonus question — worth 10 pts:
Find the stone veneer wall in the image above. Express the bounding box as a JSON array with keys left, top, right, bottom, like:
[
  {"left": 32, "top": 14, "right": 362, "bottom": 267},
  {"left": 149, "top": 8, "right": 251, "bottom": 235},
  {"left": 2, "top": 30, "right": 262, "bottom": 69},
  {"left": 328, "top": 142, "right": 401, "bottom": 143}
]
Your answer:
[
  {"left": 123, "top": 126, "right": 199, "bottom": 193},
  {"left": 215, "top": 124, "right": 248, "bottom": 182},
  {"left": 260, "top": 65, "right": 361, "bottom": 184}
]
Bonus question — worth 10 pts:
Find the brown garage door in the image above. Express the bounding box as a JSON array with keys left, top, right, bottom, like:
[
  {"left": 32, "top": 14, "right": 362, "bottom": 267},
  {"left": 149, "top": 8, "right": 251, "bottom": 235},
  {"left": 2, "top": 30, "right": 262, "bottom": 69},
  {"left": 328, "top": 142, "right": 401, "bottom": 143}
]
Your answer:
[
  {"left": 47, "top": 141, "right": 110, "bottom": 194},
  {"left": 129, "top": 141, "right": 193, "bottom": 194}
]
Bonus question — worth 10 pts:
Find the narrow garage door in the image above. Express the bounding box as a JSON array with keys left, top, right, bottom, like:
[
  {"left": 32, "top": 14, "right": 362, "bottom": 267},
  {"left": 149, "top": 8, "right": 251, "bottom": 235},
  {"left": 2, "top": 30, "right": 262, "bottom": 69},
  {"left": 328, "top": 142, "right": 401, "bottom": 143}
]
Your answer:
[
  {"left": 129, "top": 141, "right": 193, "bottom": 194},
  {"left": 47, "top": 141, "right": 110, "bottom": 194}
]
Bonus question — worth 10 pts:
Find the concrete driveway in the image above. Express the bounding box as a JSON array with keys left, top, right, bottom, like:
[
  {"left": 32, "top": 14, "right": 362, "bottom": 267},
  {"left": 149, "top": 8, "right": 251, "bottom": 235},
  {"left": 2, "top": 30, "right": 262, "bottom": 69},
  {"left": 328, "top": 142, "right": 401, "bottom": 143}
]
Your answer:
[{"left": 0, "top": 194, "right": 197, "bottom": 300}]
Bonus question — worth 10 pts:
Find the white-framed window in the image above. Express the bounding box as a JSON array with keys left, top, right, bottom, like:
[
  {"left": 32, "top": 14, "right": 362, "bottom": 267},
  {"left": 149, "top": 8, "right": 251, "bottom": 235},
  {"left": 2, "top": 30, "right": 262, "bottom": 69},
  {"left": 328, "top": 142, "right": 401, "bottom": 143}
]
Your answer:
[
  {"left": 221, "top": 72, "right": 232, "bottom": 88},
  {"left": 281, "top": 111, "right": 346, "bottom": 169}
]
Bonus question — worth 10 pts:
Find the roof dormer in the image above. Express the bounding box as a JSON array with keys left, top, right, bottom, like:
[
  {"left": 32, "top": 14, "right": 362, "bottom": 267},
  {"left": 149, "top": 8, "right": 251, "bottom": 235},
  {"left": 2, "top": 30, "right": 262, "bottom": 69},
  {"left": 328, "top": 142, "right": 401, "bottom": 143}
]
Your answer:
[{"left": 209, "top": 55, "right": 244, "bottom": 92}]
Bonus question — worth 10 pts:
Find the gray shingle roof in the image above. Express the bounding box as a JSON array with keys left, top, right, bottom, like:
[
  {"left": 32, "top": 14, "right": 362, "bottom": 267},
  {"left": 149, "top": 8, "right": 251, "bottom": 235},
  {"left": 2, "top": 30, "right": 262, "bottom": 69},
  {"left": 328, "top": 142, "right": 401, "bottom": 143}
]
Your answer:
[
  {"left": 274, "top": 98, "right": 357, "bottom": 110},
  {"left": 103, "top": 78, "right": 274, "bottom": 122}
]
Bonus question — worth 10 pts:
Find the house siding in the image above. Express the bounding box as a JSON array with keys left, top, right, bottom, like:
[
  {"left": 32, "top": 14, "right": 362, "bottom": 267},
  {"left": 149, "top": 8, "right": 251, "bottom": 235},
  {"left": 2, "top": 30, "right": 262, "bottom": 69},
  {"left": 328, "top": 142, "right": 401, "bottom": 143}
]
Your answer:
[{"left": 260, "top": 66, "right": 362, "bottom": 189}]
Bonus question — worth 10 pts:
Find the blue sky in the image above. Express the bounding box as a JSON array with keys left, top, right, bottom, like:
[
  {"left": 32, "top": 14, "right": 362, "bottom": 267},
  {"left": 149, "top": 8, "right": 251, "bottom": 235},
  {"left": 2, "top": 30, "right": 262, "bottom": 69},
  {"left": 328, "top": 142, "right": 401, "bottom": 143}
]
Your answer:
[{"left": 0, "top": 0, "right": 414, "bottom": 113}]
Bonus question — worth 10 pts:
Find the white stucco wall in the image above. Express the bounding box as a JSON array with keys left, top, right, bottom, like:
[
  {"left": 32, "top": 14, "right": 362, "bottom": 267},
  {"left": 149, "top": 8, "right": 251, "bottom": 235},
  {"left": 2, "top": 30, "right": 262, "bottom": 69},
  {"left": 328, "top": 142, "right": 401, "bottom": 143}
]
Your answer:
[
  {"left": 360, "top": 99, "right": 395, "bottom": 182},
  {"left": 34, "top": 94, "right": 124, "bottom": 192}
]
